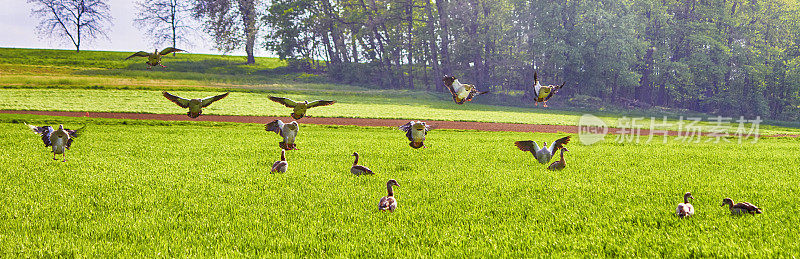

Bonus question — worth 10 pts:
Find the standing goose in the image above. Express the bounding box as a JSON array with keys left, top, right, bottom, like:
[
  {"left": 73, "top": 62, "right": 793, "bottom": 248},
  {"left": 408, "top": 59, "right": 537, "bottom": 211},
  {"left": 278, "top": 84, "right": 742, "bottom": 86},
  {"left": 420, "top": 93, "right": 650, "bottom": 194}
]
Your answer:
[
  {"left": 268, "top": 96, "right": 336, "bottom": 120},
  {"left": 162, "top": 91, "right": 229, "bottom": 118},
  {"left": 378, "top": 179, "right": 400, "bottom": 212},
  {"left": 271, "top": 150, "right": 288, "bottom": 173},
  {"left": 515, "top": 136, "right": 571, "bottom": 164},
  {"left": 350, "top": 152, "right": 374, "bottom": 175},
  {"left": 399, "top": 121, "right": 431, "bottom": 149},
  {"left": 547, "top": 148, "right": 569, "bottom": 170},
  {"left": 721, "top": 198, "right": 762, "bottom": 215},
  {"left": 676, "top": 192, "right": 695, "bottom": 218},
  {"left": 26, "top": 123, "right": 84, "bottom": 162},
  {"left": 125, "top": 47, "right": 184, "bottom": 68},
  {"left": 265, "top": 120, "right": 299, "bottom": 150},
  {"left": 442, "top": 75, "right": 489, "bottom": 104},
  {"left": 531, "top": 72, "right": 565, "bottom": 107}
]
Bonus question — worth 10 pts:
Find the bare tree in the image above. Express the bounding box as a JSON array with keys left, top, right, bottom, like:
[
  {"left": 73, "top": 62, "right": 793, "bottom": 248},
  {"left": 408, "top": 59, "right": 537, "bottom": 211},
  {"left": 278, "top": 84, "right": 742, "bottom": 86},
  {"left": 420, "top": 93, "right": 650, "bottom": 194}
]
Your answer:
[
  {"left": 193, "top": 0, "right": 261, "bottom": 64},
  {"left": 28, "top": 0, "right": 113, "bottom": 52},
  {"left": 134, "top": 0, "right": 193, "bottom": 54}
]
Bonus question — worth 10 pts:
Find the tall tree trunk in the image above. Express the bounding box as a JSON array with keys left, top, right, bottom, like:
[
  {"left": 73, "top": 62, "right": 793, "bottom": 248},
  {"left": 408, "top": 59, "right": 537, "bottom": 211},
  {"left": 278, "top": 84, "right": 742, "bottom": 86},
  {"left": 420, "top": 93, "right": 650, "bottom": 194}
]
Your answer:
[
  {"left": 406, "top": 0, "right": 414, "bottom": 89},
  {"left": 436, "top": 0, "right": 452, "bottom": 92},
  {"left": 424, "top": 0, "right": 441, "bottom": 91}
]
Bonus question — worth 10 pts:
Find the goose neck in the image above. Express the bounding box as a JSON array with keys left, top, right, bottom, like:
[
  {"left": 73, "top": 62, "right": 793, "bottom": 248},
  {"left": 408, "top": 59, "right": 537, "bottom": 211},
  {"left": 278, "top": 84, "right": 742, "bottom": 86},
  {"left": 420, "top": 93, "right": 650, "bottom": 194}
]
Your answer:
[
  {"left": 353, "top": 154, "right": 359, "bottom": 165},
  {"left": 387, "top": 183, "right": 394, "bottom": 197}
]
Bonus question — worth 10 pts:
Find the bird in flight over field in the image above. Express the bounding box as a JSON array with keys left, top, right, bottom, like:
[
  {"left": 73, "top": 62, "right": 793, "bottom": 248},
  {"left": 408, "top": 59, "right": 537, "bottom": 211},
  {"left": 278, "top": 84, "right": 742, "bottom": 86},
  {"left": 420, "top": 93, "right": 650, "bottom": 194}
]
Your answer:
[
  {"left": 268, "top": 96, "right": 335, "bottom": 120},
  {"left": 162, "top": 91, "right": 229, "bottom": 118},
  {"left": 26, "top": 123, "right": 85, "bottom": 162},
  {"left": 126, "top": 47, "right": 184, "bottom": 68}
]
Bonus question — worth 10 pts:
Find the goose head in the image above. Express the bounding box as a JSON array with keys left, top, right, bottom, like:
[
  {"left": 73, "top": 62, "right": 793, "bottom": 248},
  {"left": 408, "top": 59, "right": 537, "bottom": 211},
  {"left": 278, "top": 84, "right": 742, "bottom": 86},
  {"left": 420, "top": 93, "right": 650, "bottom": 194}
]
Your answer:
[
  {"left": 387, "top": 179, "right": 400, "bottom": 187},
  {"left": 351, "top": 152, "right": 359, "bottom": 157},
  {"left": 412, "top": 122, "right": 427, "bottom": 131},
  {"left": 542, "top": 142, "right": 548, "bottom": 150},
  {"left": 286, "top": 121, "right": 299, "bottom": 131},
  {"left": 442, "top": 75, "right": 456, "bottom": 87},
  {"left": 721, "top": 198, "right": 733, "bottom": 207},
  {"left": 58, "top": 124, "right": 64, "bottom": 130},
  {"left": 683, "top": 192, "right": 694, "bottom": 203}
]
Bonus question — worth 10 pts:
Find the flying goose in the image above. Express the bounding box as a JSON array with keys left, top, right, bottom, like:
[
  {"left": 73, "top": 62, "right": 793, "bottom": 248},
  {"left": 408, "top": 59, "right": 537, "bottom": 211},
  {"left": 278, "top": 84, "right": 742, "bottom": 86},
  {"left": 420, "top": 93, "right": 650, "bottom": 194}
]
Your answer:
[
  {"left": 125, "top": 47, "right": 184, "bottom": 68},
  {"left": 378, "top": 179, "right": 400, "bottom": 212},
  {"left": 676, "top": 192, "right": 695, "bottom": 218},
  {"left": 265, "top": 120, "right": 299, "bottom": 150},
  {"left": 268, "top": 96, "right": 335, "bottom": 120},
  {"left": 162, "top": 91, "right": 229, "bottom": 118},
  {"left": 350, "top": 152, "right": 374, "bottom": 176},
  {"left": 442, "top": 75, "right": 489, "bottom": 104},
  {"left": 399, "top": 121, "right": 431, "bottom": 149},
  {"left": 271, "top": 149, "right": 288, "bottom": 173},
  {"left": 515, "top": 136, "right": 571, "bottom": 164},
  {"left": 547, "top": 148, "right": 569, "bottom": 170},
  {"left": 531, "top": 72, "right": 565, "bottom": 107},
  {"left": 26, "top": 123, "right": 84, "bottom": 162},
  {"left": 721, "top": 198, "right": 762, "bottom": 215}
]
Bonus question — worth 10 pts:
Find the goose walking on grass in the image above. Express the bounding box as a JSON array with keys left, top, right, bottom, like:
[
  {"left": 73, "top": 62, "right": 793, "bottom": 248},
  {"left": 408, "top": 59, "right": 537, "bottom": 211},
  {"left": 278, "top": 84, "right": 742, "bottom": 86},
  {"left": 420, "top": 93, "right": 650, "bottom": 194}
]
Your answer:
[
  {"left": 442, "top": 75, "right": 489, "bottom": 104},
  {"left": 378, "top": 179, "right": 400, "bottom": 212},
  {"left": 676, "top": 192, "right": 695, "bottom": 218},
  {"left": 547, "top": 148, "right": 569, "bottom": 170},
  {"left": 350, "top": 152, "right": 374, "bottom": 175},
  {"left": 265, "top": 120, "right": 299, "bottom": 150},
  {"left": 531, "top": 72, "right": 565, "bottom": 107},
  {"left": 125, "top": 47, "right": 184, "bottom": 68},
  {"left": 162, "top": 91, "right": 229, "bottom": 118},
  {"left": 271, "top": 150, "right": 288, "bottom": 173},
  {"left": 268, "top": 96, "right": 336, "bottom": 120},
  {"left": 399, "top": 121, "right": 431, "bottom": 149},
  {"left": 26, "top": 123, "right": 84, "bottom": 162},
  {"left": 515, "top": 136, "right": 571, "bottom": 164},
  {"left": 721, "top": 198, "right": 762, "bottom": 215}
]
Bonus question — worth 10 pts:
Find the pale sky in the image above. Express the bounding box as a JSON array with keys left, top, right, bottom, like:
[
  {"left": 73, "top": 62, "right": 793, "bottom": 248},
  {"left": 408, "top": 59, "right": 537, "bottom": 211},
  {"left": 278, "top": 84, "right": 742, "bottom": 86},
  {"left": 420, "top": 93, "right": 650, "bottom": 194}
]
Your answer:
[{"left": 0, "top": 0, "right": 265, "bottom": 57}]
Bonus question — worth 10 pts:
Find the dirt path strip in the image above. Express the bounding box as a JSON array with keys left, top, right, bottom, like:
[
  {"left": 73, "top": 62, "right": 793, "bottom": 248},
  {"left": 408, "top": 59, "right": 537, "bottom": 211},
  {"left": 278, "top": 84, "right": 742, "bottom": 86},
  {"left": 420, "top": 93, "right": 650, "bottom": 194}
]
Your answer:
[{"left": 2, "top": 110, "right": 797, "bottom": 138}]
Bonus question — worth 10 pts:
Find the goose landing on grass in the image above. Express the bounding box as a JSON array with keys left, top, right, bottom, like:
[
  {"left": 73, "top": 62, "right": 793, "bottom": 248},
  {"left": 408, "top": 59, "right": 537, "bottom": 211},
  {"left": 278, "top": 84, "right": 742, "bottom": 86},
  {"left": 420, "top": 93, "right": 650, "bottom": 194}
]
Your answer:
[
  {"left": 399, "top": 121, "right": 431, "bottom": 149},
  {"left": 265, "top": 120, "right": 299, "bottom": 150},
  {"left": 268, "top": 96, "right": 335, "bottom": 120},
  {"left": 125, "top": 47, "right": 184, "bottom": 68},
  {"left": 26, "top": 123, "right": 84, "bottom": 162},
  {"left": 515, "top": 136, "right": 571, "bottom": 164}
]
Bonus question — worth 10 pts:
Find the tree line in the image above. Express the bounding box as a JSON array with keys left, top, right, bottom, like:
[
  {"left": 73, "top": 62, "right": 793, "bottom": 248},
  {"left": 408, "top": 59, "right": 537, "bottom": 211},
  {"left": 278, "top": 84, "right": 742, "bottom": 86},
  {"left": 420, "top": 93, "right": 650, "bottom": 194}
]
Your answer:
[{"left": 28, "top": 0, "right": 800, "bottom": 120}]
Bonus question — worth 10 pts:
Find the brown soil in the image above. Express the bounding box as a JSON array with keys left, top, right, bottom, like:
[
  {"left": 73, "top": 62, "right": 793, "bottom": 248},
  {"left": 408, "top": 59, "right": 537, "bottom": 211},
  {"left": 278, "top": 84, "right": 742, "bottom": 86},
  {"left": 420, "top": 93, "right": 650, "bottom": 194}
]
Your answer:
[{"left": 2, "top": 110, "right": 796, "bottom": 138}]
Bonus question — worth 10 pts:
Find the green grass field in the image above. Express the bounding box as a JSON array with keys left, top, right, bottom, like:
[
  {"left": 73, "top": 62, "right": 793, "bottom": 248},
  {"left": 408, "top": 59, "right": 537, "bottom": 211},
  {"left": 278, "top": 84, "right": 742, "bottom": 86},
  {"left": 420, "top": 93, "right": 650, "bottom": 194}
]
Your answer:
[{"left": 1, "top": 113, "right": 798, "bottom": 256}]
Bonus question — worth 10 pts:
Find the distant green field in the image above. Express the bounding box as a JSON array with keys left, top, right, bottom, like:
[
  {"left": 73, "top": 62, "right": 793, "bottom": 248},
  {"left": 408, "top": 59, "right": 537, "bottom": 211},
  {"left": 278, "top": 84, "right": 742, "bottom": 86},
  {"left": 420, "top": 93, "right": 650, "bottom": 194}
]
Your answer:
[
  {"left": 1, "top": 113, "right": 798, "bottom": 256},
  {"left": 2, "top": 47, "right": 798, "bottom": 135}
]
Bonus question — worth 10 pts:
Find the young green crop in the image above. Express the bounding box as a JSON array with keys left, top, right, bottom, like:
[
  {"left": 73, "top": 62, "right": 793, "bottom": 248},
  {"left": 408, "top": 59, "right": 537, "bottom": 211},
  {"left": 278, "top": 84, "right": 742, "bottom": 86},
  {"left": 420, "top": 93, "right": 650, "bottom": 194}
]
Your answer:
[{"left": 1, "top": 114, "right": 798, "bottom": 256}]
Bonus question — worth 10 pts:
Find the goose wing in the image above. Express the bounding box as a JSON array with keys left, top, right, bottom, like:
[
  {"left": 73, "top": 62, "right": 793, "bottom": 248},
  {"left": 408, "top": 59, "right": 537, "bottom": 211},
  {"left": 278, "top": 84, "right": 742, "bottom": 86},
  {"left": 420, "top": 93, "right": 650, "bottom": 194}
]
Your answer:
[
  {"left": 159, "top": 47, "right": 184, "bottom": 56},
  {"left": 734, "top": 202, "right": 761, "bottom": 212},
  {"left": 126, "top": 51, "right": 151, "bottom": 60},
  {"left": 265, "top": 120, "right": 285, "bottom": 135},
  {"left": 64, "top": 125, "right": 86, "bottom": 149},
  {"left": 306, "top": 100, "right": 336, "bottom": 108},
  {"left": 353, "top": 165, "right": 373, "bottom": 174},
  {"left": 200, "top": 92, "right": 229, "bottom": 107},
  {"left": 268, "top": 96, "right": 298, "bottom": 108},
  {"left": 515, "top": 140, "right": 541, "bottom": 160},
  {"left": 533, "top": 72, "right": 541, "bottom": 96},
  {"left": 399, "top": 121, "right": 413, "bottom": 132},
  {"left": 26, "top": 123, "right": 54, "bottom": 147},
  {"left": 547, "top": 136, "right": 571, "bottom": 155},
  {"left": 162, "top": 91, "right": 191, "bottom": 108},
  {"left": 544, "top": 82, "right": 565, "bottom": 101}
]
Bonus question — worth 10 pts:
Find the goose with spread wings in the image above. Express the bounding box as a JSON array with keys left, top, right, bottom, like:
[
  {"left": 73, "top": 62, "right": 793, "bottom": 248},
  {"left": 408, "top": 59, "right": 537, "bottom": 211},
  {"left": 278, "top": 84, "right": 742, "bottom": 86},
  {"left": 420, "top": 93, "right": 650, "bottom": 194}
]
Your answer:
[
  {"left": 125, "top": 47, "right": 184, "bottom": 68},
  {"left": 26, "top": 123, "right": 85, "bottom": 162},
  {"left": 442, "top": 75, "right": 489, "bottom": 104},
  {"left": 399, "top": 121, "right": 431, "bottom": 149},
  {"left": 531, "top": 72, "right": 565, "bottom": 107},
  {"left": 162, "top": 91, "right": 229, "bottom": 118},
  {"left": 515, "top": 136, "right": 571, "bottom": 164},
  {"left": 265, "top": 119, "right": 299, "bottom": 150},
  {"left": 268, "top": 96, "right": 335, "bottom": 120}
]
